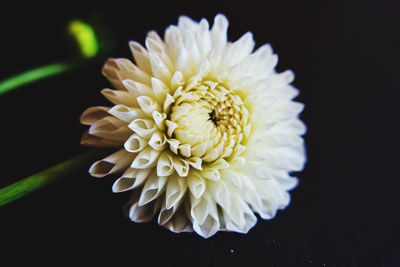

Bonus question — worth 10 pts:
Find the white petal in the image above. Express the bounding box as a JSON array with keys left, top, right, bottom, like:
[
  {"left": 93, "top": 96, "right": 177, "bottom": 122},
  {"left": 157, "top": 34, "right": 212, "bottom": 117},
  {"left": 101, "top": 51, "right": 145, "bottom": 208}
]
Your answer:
[
  {"left": 124, "top": 133, "right": 147, "bottom": 153},
  {"left": 173, "top": 157, "right": 189, "bottom": 177},
  {"left": 165, "top": 174, "right": 187, "bottom": 209},
  {"left": 129, "top": 41, "right": 152, "bottom": 74},
  {"left": 137, "top": 95, "right": 161, "bottom": 115},
  {"left": 88, "top": 116, "right": 131, "bottom": 142},
  {"left": 166, "top": 120, "right": 178, "bottom": 137},
  {"left": 185, "top": 157, "right": 202, "bottom": 170},
  {"left": 152, "top": 111, "right": 166, "bottom": 131},
  {"left": 101, "top": 88, "right": 137, "bottom": 107},
  {"left": 122, "top": 79, "right": 153, "bottom": 98},
  {"left": 157, "top": 151, "right": 175, "bottom": 176},
  {"left": 222, "top": 169, "right": 242, "bottom": 189},
  {"left": 187, "top": 172, "right": 206, "bottom": 199},
  {"left": 128, "top": 118, "right": 156, "bottom": 139},
  {"left": 164, "top": 208, "right": 193, "bottom": 233},
  {"left": 148, "top": 131, "right": 167, "bottom": 151},
  {"left": 192, "top": 195, "right": 220, "bottom": 238},
  {"left": 196, "top": 19, "right": 211, "bottom": 58},
  {"left": 211, "top": 14, "right": 228, "bottom": 46},
  {"left": 178, "top": 144, "right": 191, "bottom": 157},
  {"left": 163, "top": 93, "right": 175, "bottom": 114},
  {"left": 108, "top": 105, "right": 147, "bottom": 123},
  {"left": 138, "top": 174, "right": 168, "bottom": 206},
  {"left": 80, "top": 131, "right": 122, "bottom": 147},
  {"left": 101, "top": 58, "right": 126, "bottom": 91},
  {"left": 151, "top": 77, "right": 169, "bottom": 104},
  {"left": 129, "top": 197, "right": 161, "bottom": 223},
  {"left": 201, "top": 169, "right": 221, "bottom": 181},
  {"left": 114, "top": 58, "right": 151, "bottom": 85},
  {"left": 190, "top": 193, "right": 209, "bottom": 225},
  {"left": 149, "top": 52, "right": 172, "bottom": 83},
  {"left": 89, "top": 149, "right": 134, "bottom": 178},
  {"left": 221, "top": 32, "right": 255, "bottom": 68},
  {"left": 112, "top": 168, "right": 152, "bottom": 192},
  {"left": 131, "top": 146, "right": 160, "bottom": 169},
  {"left": 170, "top": 71, "right": 185, "bottom": 91},
  {"left": 80, "top": 106, "right": 110, "bottom": 125},
  {"left": 208, "top": 181, "right": 231, "bottom": 211}
]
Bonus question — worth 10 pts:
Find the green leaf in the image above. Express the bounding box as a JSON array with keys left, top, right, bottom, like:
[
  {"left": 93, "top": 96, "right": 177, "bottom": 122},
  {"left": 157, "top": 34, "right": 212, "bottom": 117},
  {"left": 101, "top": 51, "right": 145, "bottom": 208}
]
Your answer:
[{"left": 0, "top": 148, "right": 112, "bottom": 207}]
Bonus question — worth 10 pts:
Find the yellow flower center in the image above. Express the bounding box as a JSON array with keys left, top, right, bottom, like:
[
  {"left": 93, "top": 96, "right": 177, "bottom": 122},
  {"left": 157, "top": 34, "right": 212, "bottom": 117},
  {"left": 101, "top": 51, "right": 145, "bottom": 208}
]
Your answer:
[{"left": 167, "top": 80, "right": 250, "bottom": 163}]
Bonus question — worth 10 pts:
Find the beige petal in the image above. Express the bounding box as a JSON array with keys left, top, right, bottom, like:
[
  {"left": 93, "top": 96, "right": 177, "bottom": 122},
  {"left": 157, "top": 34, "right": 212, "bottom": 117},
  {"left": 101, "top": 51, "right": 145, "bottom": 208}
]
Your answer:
[
  {"left": 129, "top": 197, "right": 161, "bottom": 223},
  {"left": 185, "top": 157, "right": 202, "bottom": 170},
  {"left": 202, "top": 141, "right": 224, "bottom": 162},
  {"left": 152, "top": 111, "right": 166, "bottom": 131},
  {"left": 146, "top": 31, "right": 165, "bottom": 53},
  {"left": 178, "top": 144, "right": 191, "bottom": 157},
  {"left": 165, "top": 174, "right": 187, "bottom": 209},
  {"left": 148, "top": 131, "right": 167, "bottom": 151},
  {"left": 166, "top": 120, "right": 178, "bottom": 137},
  {"left": 158, "top": 175, "right": 187, "bottom": 226},
  {"left": 137, "top": 95, "right": 161, "bottom": 115},
  {"left": 149, "top": 52, "right": 172, "bottom": 83},
  {"left": 89, "top": 149, "right": 135, "bottom": 178},
  {"left": 128, "top": 118, "right": 156, "bottom": 139},
  {"left": 80, "top": 106, "right": 110, "bottom": 125},
  {"left": 108, "top": 104, "right": 147, "bottom": 123},
  {"left": 191, "top": 143, "right": 206, "bottom": 158},
  {"left": 156, "top": 151, "right": 175, "bottom": 177},
  {"left": 222, "top": 169, "right": 242, "bottom": 189},
  {"left": 187, "top": 172, "right": 206, "bottom": 199},
  {"left": 173, "top": 157, "right": 189, "bottom": 177},
  {"left": 129, "top": 41, "right": 152, "bottom": 74},
  {"left": 192, "top": 201, "right": 220, "bottom": 239},
  {"left": 151, "top": 77, "right": 169, "bottom": 104},
  {"left": 112, "top": 168, "right": 152, "bottom": 193},
  {"left": 138, "top": 173, "right": 168, "bottom": 206},
  {"left": 88, "top": 116, "right": 132, "bottom": 142},
  {"left": 190, "top": 193, "right": 210, "bottom": 225},
  {"left": 208, "top": 180, "right": 231, "bottom": 211},
  {"left": 163, "top": 93, "right": 175, "bottom": 114},
  {"left": 158, "top": 200, "right": 180, "bottom": 226},
  {"left": 80, "top": 131, "right": 122, "bottom": 147},
  {"left": 114, "top": 58, "right": 151, "bottom": 85},
  {"left": 211, "top": 14, "right": 228, "bottom": 47},
  {"left": 101, "top": 58, "right": 126, "bottom": 91},
  {"left": 101, "top": 88, "right": 137, "bottom": 107},
  {"left": 124, "top": 133, "right": 147, "bottom": 153},
  {"left": 122, "top": 79, "right": 154, "bottom": 98},
  {"left": 201, "top": 169, "right": 220, "bottom": 181},
  {"left": 170, "top": 71, "right": 184, "bottom": 91},
  {"left": 164, "top": 208, "right": 193, "bottom": 233},
  {"left": 223, "top": 197, "right": 257, "bottom": 234},
  {"left": 131, "top": 146, "right": 160, "bottom": 169},
  {"left": 166, "top": 139, "right": 180, "bottom": 154}
]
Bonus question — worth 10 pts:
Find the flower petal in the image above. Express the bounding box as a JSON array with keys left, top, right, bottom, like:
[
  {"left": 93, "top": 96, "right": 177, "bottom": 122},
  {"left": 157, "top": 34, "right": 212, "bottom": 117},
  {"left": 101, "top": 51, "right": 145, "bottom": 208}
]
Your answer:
[
  {"left": 80, "top": 106, "right": 110, "bottom": 125},
  {"left": 138, "top": 173, "right": 168, "bottom": 206},
  {"left": 112, "top": 168, "right": 152, "bottom": 192},
  {"left": 89, "top": 149, "right": 135, "bottom": 178},
  {"left": 131, "top": 146, "right": 160, "bottom": 169}
]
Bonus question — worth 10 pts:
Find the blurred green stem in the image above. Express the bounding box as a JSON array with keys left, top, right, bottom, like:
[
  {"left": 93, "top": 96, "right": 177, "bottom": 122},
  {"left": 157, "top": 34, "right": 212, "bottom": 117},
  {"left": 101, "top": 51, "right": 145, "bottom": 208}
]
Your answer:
[
  {"left": 0, "top": 62, "right": 73, "bottom": 96},
  {"left": 0, "top": 149, "right": 110, "bottom": 207}
]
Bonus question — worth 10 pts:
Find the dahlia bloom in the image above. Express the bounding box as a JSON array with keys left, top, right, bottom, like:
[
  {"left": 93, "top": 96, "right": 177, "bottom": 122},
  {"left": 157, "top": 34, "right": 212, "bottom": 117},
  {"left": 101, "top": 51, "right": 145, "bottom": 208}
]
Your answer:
[{"left": 80, "top": 14, "right": 306, "bottom": 238}]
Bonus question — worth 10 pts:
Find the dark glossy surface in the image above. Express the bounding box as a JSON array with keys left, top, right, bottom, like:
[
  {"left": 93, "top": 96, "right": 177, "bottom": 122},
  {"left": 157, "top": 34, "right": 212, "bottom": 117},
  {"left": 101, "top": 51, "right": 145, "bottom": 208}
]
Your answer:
[{"left": 1, "top": 1, "right": 399, "bottom": 265}]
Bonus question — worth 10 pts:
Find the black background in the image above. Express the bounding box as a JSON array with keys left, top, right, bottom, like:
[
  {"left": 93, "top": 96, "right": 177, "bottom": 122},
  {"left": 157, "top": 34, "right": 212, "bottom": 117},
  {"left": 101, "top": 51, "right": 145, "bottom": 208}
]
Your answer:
[{"left": 1, "top": 0, "right": 399, "bottom": 266}]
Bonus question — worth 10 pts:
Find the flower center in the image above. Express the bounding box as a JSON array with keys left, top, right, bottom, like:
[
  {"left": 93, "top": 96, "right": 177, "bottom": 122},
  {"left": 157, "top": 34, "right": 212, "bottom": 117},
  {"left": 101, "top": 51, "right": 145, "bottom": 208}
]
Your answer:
[{"left": 167, "top": 80, "right": 250, "bottom": 163}]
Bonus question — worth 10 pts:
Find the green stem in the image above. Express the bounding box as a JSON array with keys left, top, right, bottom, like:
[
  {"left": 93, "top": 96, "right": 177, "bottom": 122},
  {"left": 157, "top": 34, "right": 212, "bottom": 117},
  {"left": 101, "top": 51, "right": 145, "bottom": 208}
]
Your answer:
[
  {"left": 0, "top": 149, "right": 111, "bottom": 207},
  {"left": 0, "top": 62, "right": 73, "bottom": 96}
]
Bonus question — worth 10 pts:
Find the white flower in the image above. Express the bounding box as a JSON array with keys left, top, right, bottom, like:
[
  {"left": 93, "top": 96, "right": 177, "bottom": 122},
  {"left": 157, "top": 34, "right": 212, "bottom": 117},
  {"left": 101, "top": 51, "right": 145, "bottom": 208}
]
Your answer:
[{"left": 80, "top": 14, "right": 306, "bottom": 238}]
